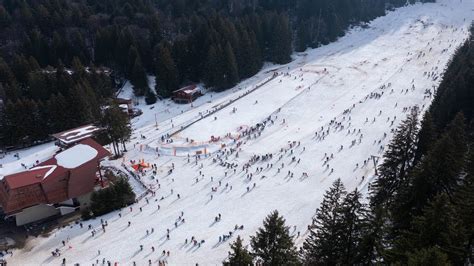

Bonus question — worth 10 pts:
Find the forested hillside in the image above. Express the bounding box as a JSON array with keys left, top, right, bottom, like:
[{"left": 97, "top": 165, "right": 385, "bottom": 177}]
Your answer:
[
  {"left": 225, "top": 24, "right": 474, "bottom": 265},
  {"left": 0, "top": 0, "right": 434, "bottom": 147},
  {"left": 319, "top": 24, "right": 474, "bottom": 264},
  {"left": 367, "top": 24, "right": 474, "bottom": 264}
]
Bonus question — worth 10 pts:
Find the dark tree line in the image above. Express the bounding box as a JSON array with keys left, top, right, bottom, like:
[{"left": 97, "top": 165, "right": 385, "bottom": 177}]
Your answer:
[
  {"left": 0, "top": 57, "right": 113, "bottom": 147},
  {"left": 0, "top": 0, "right": 434, "bottom": 147},
  {"left": 368, "top": 24, "right": 474, "bottom": 264}
]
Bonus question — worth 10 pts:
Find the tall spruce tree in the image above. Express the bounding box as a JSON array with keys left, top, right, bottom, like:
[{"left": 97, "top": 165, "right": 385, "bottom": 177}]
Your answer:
[
  {"left": 130, "top": 56, "right": 149, "bottom": 96},
  {"left": 453, "top": 149, "right": 474, "bottom": 258},
  {"left": 101, "top": 102, "right": 131, "bottom": 157},
  {"left": 414, "top": 112, "right": 435, "bottom": 164},
  {"left": 370, "top": 107, "right": 420, "bottom": 207},
  {"left": 250, "top": 210, "right": 299, "bottom": 265},
  {"left": 145, "top": 88, "right": 157, "bottom": 105},
  {"left": 154, "top": 42, "right": 179, "bottom": 98},
  {"left": 339, "top": 189, "right": 370, "bottom": 265},
  {"left": 224, "top": 236, "right": 253, "bottom": 266},
  {"left": 46, "top": 93, "right": 71, "bottom": 132},
  {"left": 269, "top": 14, "right": 292, "bottom": 64},
  {"left": 221, "top": 42, "right": 239, "bottom": 90},
  {"left": 391, "top": 193, "right": 467, "bottom": 264},
  {"left": 409, "top": 114, "right": 467, "bottom": 211},
  {"left": 406, "top": 246, "right": 450, "bottom": 266},
  {"left": 204, "top": 44, "right": 221, "bottom": 89},
  {"left": 302, "top": 178, "right": 346, "bottom": 265}
]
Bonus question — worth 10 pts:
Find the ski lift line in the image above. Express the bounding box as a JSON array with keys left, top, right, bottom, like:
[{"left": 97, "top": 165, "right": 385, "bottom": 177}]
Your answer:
[
  {"left": 140, "top": 74, "right": 277, "bottom": 147},
  {"left": 137, "top": 75, "right": 276, "bottom": 145},
  {"left": 169, "top": 74, "right": 279, "bottom": 134}
]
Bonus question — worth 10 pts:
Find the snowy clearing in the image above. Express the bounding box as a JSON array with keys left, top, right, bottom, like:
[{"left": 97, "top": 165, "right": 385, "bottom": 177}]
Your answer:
[{"left": 5, "top": 0, "right": 474, "bottom": 265}]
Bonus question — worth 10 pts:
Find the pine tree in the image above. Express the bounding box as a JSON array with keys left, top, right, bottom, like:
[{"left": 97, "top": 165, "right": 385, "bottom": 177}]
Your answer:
[
  {"left": 145, "top": 89, "right": 157, "bottom": 105},
  {"left": 339, "top": 189, "right": 370, "bottom": 265},
  {"left": 203, "top": 44, "right": 221, "bottom": 88},
  {"left": 237, "top": 29, "right": 253, "bottom": 79},
  {"left": 71, "top": 56, "right": 86, "bottom": 78},
  {"left": 128, "top": 45, "right": 140, "bottom": 77},
  {"left": 221, "top": 42, "right": 239, "bottom": 90},
  {"left": 1, "top": 100, "right": 19, "bottom": 145},
  {"left": 445, "top": 112, "right": 467, "bottom": 158},
  {"left": 370, "top": 107, "right": 420, "bottom": 207},
  {"left": 302, "top": 178, "right": 346, "bottom": 265},
  {"left": 154, "top": 42, "right": 179, "bottom": 98},
  {"left": 130, "top": 56, "right": 149, "bottom": 96},
  {"left": 391, "top": 193, "right": 467, "bottom": 264},
  {"left": 33, "top": 100, "right": 48, "bottom": 140},
  {"left": 410, "top": 114, "right": 467, "bottom": 211},
  {"left": 67, "top": 80, "right": 100, "bottom": 125},
  {"left": 414, "top": 112, "right": 435, "bottom": 164},
  {"left": 249, "top": 30, "right": 263, "bottom": 75},
  {"left": 101, "top": 102, "right": 131, "bottom": 157},
  {"left": 0, "top": 56, "right": 20, "bottom": 100},
  {"left": 27, "top": 71, "right": 49, "bottom": 101},
  {"left": 12, "top": 54, "right": 31, "bottom": 85},
  {"left": 453, "top": 149, "right": 474, "bottom": 257},
  {"left": 46, "top": 93, "right": 72, "bottom": 132},
  {"left": 0, "top": 5, "right": 11, "bottom": 28},
  {"left": 250, "top": 210, "right": 299, "bottom": 265},
  {"left": 224, "top": 236, "right": 253, "bottom": 266},
  {"left": 357, "top": 205, "right": 391, "bottom": 264},
  {"left": 269, "top": 14, "right": 292, "bottom": 64},
  {"left": 406, "top": 247, "right": 450, "bottom": 266}
]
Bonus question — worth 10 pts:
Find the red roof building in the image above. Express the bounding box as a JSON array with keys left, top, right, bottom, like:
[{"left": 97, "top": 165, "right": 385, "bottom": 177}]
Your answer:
[{"left": 0, "top": 138, "right": 110, "bottom": 225}]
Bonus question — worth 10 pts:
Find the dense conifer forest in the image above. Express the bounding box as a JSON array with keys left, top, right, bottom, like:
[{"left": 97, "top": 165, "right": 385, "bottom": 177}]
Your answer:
[
  {"left": 0, "top": 0, "right": 435, "bottom": 148},
  {"left": 225, "top": 24, "right": 474, "bottom": 265}
]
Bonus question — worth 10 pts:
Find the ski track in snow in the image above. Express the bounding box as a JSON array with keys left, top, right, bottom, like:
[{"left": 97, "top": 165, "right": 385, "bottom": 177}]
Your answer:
[{"left": 4, "top": 0, "right": 474, "bottom": 265}]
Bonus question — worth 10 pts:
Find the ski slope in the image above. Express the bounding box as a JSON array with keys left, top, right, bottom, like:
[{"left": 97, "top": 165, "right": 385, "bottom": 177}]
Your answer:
[{"left": 5, "top": 0, "right": 474, "bottom": 265}]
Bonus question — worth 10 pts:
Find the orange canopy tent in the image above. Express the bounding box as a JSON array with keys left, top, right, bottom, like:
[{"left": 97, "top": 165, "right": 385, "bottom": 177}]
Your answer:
[{"left": 131, "top": 160, "right": 150, "bottom": 171}]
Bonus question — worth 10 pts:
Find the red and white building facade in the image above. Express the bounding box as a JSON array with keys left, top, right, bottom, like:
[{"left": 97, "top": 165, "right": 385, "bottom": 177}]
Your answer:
[{"left": 0, "top": 138, "right": 110, "bottom": 225}]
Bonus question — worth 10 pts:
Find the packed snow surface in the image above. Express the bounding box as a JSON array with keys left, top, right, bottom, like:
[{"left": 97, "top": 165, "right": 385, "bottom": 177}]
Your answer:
[
  {"left": 55, "top": 144, "right": 98, "bottom": 169},
  {"left": 0, "top": 142, "right": 59, "bottom": 179},
  {"left": 5, "top": 0, "right": 474, "bottom": 265}
]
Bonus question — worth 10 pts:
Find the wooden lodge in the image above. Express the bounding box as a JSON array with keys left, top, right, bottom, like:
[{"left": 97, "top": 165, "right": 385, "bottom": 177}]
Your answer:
[{"left": 171, "top": 85, "right": 202, "bottom": 104}]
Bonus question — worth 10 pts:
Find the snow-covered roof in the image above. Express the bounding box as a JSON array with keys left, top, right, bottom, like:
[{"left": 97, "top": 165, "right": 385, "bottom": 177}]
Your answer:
[
  {"left": 52, "top": 124, "right": 101, "bottom": 145},
  {"left": 55, "top": 144, "right": 98, "bottom": 168},
  {"left": 174, "top": 84, "right": 200, "bottom": 95}
]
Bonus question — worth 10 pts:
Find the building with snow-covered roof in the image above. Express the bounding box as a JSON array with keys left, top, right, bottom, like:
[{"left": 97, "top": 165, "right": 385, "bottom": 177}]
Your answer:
[
  {"left": 0, "top": 138, "right": 110, "bottom": 226},
  {"left": 51, "top": 124, "right": 102, "bottom": 148},
  {"left": 172, "top": 85, "right": 202, "bottom": 103}
]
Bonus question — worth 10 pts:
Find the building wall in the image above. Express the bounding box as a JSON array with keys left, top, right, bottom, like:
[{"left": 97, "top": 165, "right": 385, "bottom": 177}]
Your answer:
[
  {"left": 68, "top": 161, "right": 98, "bottom": 199},
  {"left": 41, "top": 171, "right": 69, "bottom": 203},
  {"left": 0, "top": 183, "right": 46, "bottom": 213},
  {"left": 14, "top": 204, "right": 60, "bottom": 226}
]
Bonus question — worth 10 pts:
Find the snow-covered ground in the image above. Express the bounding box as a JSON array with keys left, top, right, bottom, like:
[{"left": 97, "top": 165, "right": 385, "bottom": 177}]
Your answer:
[
  {"left": 4, "top": 0, "right": 474, "bottom": 264},
  {"left": 0, "top": 142, "right": 59, "bottom": 179}
]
